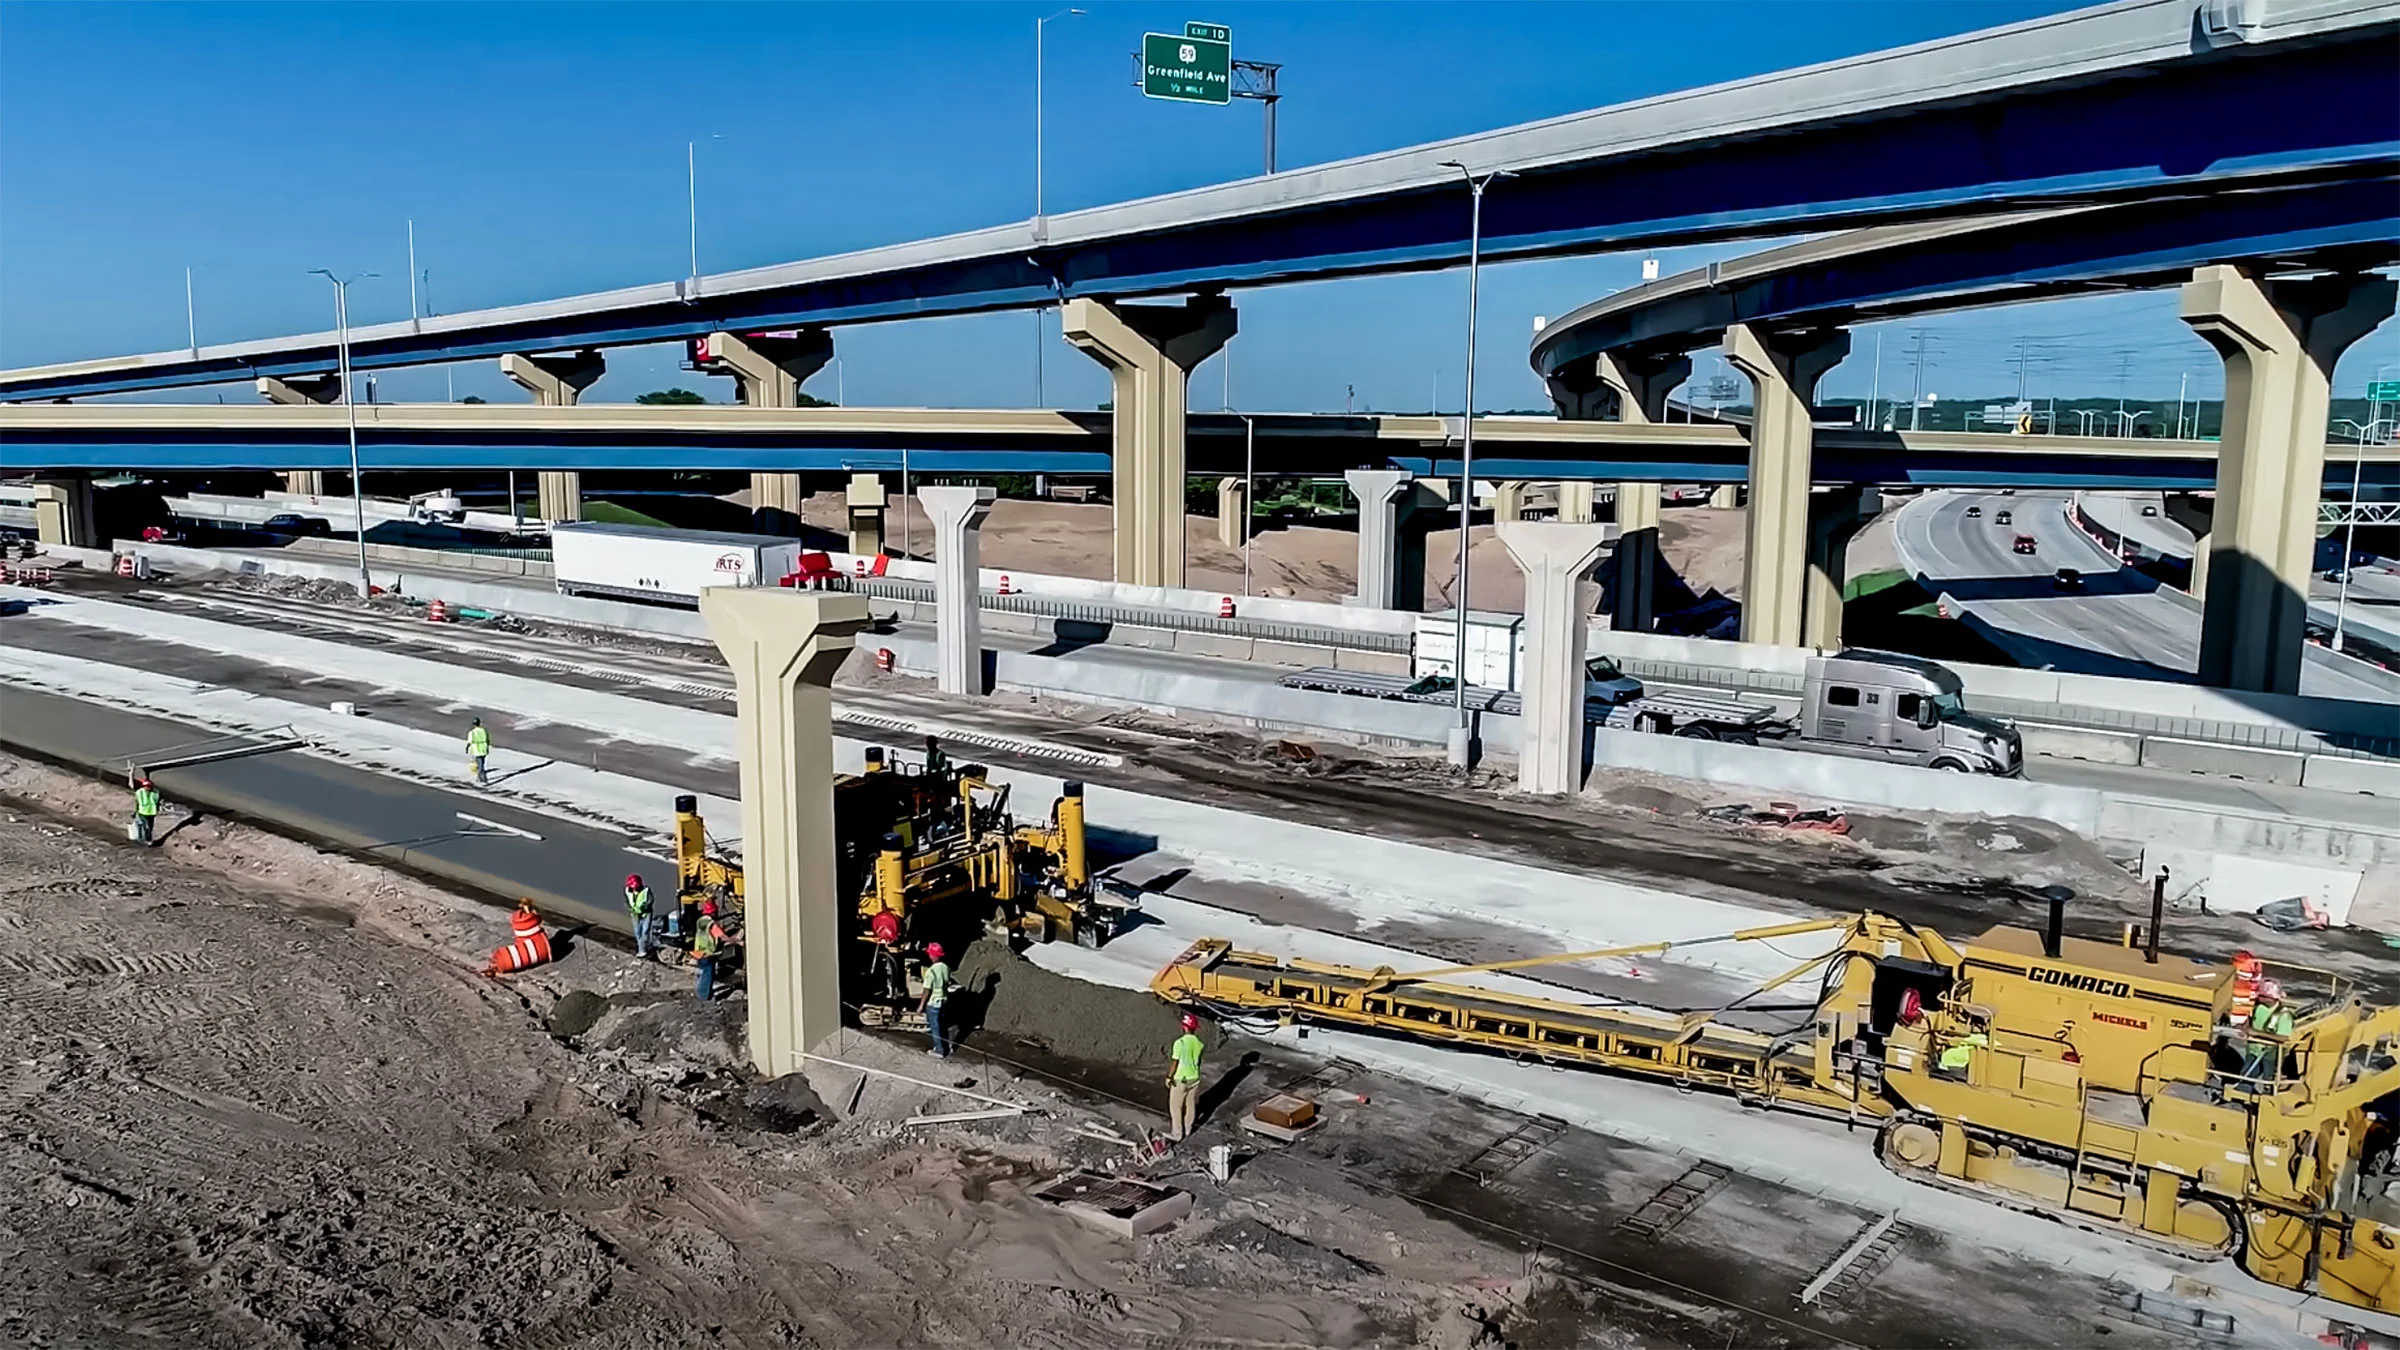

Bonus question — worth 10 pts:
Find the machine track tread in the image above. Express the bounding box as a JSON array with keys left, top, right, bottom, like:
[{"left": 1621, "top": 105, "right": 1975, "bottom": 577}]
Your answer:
[{"left": 1876, "top": 1117, "right": 2241, "bottom": 1262}]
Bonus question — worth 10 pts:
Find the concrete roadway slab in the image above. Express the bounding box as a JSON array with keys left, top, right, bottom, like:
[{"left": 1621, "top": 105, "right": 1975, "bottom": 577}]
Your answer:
[{"left": 0, "top": 685, "right": 650, "bottom": 938}]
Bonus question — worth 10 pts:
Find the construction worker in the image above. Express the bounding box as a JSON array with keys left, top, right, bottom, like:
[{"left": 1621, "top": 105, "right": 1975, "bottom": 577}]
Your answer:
[
  {"left": 691, "top": 908, "right": 721, "bottom": 1002},
  {"left": 1167, "top": 1013, "right": 1205, "bottom": 1141},
  {"left": 922, "top": 735, "right": 949, "bottom": 779},
  {"left": 1936, "top": 1030, "right": 1988, "bottom": 1079},
  {"left": 466, "top": 717, "right": 492, "bottom": 786},
  {"left": 2243, "top": 981, "right": 2297, "bottom": 1085},
  {"left": 919, "top": 942, "right": 952, "bottom": 1059},
  {"left": 625, "top": 874, "right": 656, "bottom": 960},
  {"left": 128, "top": 771, "right": 161, "bottom": 847}
]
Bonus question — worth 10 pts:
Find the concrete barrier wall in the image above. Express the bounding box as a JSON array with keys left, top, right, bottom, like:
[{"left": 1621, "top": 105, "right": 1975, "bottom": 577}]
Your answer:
[
  {"left": 1580, "top": 728, "right": 2108, "bottom": 837},
  {"left": 2135, "top": 736, "right": 2307, "bottom": 786},
  {"left": 2015, "top": 723, "right": 2144, "bottom": 766},
  {"left": 2302, "top": 755, "right": 2400, "bottom": 796}
]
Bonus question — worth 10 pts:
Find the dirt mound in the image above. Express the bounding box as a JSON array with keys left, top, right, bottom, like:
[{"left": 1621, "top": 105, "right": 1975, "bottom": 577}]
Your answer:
[
  {"left": 951, "top": 937, "right": 1221, "bottom": 1068},
  {"left": 585, "top": 989, "right": 747, "bottom": 1067},
  {"left": 546, "top": 988, "right": 609, "bottom": 1038},
  {"left": 697, "top": 1072, "right": 829, "bottom": 1133}
]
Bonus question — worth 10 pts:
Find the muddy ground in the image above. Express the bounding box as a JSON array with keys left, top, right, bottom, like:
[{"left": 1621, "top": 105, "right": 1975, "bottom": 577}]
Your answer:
[{"left": 0, "top": 753, "right": 1589, "bottom": 1350}]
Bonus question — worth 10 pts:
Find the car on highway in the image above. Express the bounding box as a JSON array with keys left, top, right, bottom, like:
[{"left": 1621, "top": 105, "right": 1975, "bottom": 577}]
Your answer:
[
  {"left": 260, "top": 512, "right": 330, "bottom": 537},
  {"left": 1964, "top": 505, "right": 1983, "bottom": 518},
  {"left": 2053, "top": 567, "right": 2083, "bottom": 591},
  {"left": 1994, "top": 510, "right": 2012, "bottom": 525},
  {"left": 2012, "top": 535, "right": 2038, "bottom": 555}
]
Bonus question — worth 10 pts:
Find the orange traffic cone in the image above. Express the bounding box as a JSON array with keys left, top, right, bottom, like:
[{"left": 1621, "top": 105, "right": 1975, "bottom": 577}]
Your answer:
[{"left": 487, "top": 898, "right": 553, "bottom": 974}]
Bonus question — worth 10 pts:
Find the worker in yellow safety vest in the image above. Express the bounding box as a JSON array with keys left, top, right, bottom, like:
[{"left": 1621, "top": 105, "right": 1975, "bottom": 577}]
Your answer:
[
  {"left": 466, "top": 717, "right": 492, "bottom": 786},
  {"left": 1937, "top": 1031, "right": 1988, "bottom": 1078},
  {"left": 2242, "top": 981, "right": 2296, "bottom": 1085},
  {"left": 1167, "top": 1013, "right": 1205, "bottom": 1141},
  {"left": 624, "top": 874, "right": 656, "bottom": 961},
  {"left": 129, "top": 772, "right": 161, "bottom": 847}
]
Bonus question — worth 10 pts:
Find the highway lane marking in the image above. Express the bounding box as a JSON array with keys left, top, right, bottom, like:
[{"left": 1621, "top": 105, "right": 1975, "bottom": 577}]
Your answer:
[{"left": 455, "top": 812, "right": 544, "bottom": 841}]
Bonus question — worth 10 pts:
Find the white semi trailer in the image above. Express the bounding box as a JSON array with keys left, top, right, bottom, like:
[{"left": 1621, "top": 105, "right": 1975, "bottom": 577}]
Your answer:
[{"left": 550, "top": 522, "right": 812, "bottom": 606}]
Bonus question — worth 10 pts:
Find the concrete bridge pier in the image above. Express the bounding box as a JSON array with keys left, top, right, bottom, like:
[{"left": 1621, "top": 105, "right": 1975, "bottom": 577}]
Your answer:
[
  {"left": 1216, "top": 477, "right": 1248, "bottom": 551},
  {"left": 1345, "top": 468, "right": 1443, "bottom": 610},
  {"left": 1724, "top": 323, "right": 1849, "bottom": 647},
  {"left": 257, "top": 375, "right": 340, "bottom": 495},
  {"left": 1545, "top": 351, "right": 1690, "bottom": 550},
  {"left": 1486, "top": 481, "right": 1526, "bottom": 523},
  {"left": 26, "top": 477, "right": 96, "bottom": 549},
  {"left": 2161, "top": 493, "right": 2215, "bottom": 596},
  {"left": 846, "top": 474, "right": 887, "bottom": 556},
  {"left": 708, "top": 329, "right": 834, "bottom": 535},
  {"left": 919, "top": 485, "right": 995, "bottom": 697},
  {"left": 1556, "top": 481, "right": 1598, "bottom": 524},
  {"left": 1804, "top": 486, "right": 1879, "bottom": 651},
  {"left": 1062, "top": 295, "right": 1237, "bottom": 588},
  {"left": 1612, "top": 481, "right": 1661, "bottom": 633},
  {"left": 1708, "top": 485, "right": 1740, "bottom": 510},
  {"left": 501, "top": 351, "right": 605, "bottom": 524},
  {"left": 699, "top": 588, "right": 870, "bottom": 1076},
  {"left": 2179, "top": 265, "right": 2394, "bottom": 695},
  {"left": 1497, "top": 521, "right": 1610, "bottom": 796}
]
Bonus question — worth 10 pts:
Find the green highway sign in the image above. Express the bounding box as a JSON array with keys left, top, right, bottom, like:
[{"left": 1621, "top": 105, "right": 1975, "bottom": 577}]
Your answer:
[
  {"left": 1143, "top": 28, "right": 1231, "bottom": 104},
  {"left": 2369, "top": 380, "right": 2400, "bottom": 401},
  {"left": 1185, "top": 21, "right": 1230, "bottom": 42}
]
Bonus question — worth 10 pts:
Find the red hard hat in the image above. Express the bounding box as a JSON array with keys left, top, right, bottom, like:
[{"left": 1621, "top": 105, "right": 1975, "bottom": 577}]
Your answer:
[
  {"left": 698, "top": 900, "right": 717, "bottom": 915},
  {"left": 870, "top": 912, "right": 901, "bottom": 945},
  {"left": 926, "top": 942, "right": 945, "bottom": 961},
  {"left": 1181, "top": 1013, "right": 1199, "bottom": 1031},
  {"left": 625, "top": 873, "right": 642, "bottom": 888},
  {"left": 137, "top": 777, "right": 153, "bottom": 786}
]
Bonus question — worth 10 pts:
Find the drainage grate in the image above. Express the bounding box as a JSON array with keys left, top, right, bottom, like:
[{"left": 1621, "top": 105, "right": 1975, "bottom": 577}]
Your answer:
[
  {"left": 1448, "top": 1117, "right": 1567, "bottom": 1187},
  {"left": 1617, "top": 1161, "right": 1731, "bottom": 1240}
]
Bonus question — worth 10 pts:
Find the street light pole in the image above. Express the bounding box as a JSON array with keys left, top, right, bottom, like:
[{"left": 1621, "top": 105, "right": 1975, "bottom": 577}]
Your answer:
[
  {"left": 309, "top": 269, "right": 377, "bottom": 598},
  {"left": 1034, "top": 8, "right": 1085, "bottom": 408},
  {"left": 1439, "top": 159, "right": 1510, "bottom": 769},
  {"left": 2333, "top": 437, "right": 2367, "bottom": 653}
]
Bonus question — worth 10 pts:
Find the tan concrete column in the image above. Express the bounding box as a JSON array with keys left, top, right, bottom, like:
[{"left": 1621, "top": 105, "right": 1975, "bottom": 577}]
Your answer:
[
  {"left": 1497, "top": 522, "right": 1609, "bottom": 795},
  {"left": 699, "top": 588, "right": 871, "bottom": 1076},
  {"left": 1708, "top": 484, "right": 1740, "bottom": 510},
  {"left": 706, "top": 329, "right": 834, "bottom": 535},
  {"left": 502, "top": 351, "right": 605, "bottom": 525},
  {"left": 28, "top": 478, "right": 95, "bottom": 549},
  {"left": 919, "top": 486, "right": 995, "bottom": 697},
  {"left": 257, "top": 376, "right": 337, "bottom": 495},
  {"left": 1487, "top": 481, "right": 1526, "bottom": 523},
  {"left": 1803, "top": 486, "right": 1879, "bottom": 651},
  {"left": 1611, "top": 481, "right": 1661, "bottom": 633},
  {"left": 1216, "top": 477, "right": 1248, "bottom": 550},
  {"left": 2188, "top": 532, "right": 2212, "bottom": 599},
  {"left": 1557, "top": 481, "right": 1597, "bottom": 523},
  {"left": 845, "top": 474, "right": 886, "bottom": 556},
  {"left": 1723, "top": 325, "right": 1850, "bottom": 648},
  {"left": 2179, "top": 266, "right": 2393, "bottom": 694},
  {"left": 1544, "top": 350, "right": 1690, "bottom": 424},
  {"left": 1344, "top": 468, "right": 1432, "bottom": 610},
  {"left": 1062, "top": 295, "right": 1237, "bottom": 587}
]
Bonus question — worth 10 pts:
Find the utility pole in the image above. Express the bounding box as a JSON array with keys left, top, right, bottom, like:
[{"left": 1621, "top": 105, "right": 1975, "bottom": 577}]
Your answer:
[
  {"left": 308, "top": 269, "right": 378, "bottom": 599},
  {"left": 2174, "top": 372, "right": 2188, "bottom": 440},
  {"left": 1866, "top": 331, "right": 1882, "bottom": 431},
  {"left": 1438, "top": 159, "right": 1511, "bottom": 770},
  {"left": 1905, "top": 329, "right": 1930, "bottom": 431},
  {"left": 184, "top": 267, "right": 196, "bottom": 353}
]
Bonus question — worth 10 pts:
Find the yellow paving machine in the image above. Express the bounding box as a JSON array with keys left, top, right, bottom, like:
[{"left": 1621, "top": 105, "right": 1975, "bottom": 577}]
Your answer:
[
  {"left": 1150, "top": 898, "right": 2400, "bottom": 1311},
  {"left": 674, "top": 743, "right": 1130, "bottom": 1011}
]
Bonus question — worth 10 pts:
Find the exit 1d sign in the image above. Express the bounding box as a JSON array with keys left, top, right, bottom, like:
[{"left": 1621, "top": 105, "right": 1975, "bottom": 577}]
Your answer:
[{"left": 1143, "top": 23, "right": 1231, "bottom": 104}]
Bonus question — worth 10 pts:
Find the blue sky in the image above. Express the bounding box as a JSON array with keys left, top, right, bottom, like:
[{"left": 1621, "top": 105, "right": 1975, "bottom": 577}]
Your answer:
[{"left": 3, "top": 1, "right": 2391, "bottom": 412}]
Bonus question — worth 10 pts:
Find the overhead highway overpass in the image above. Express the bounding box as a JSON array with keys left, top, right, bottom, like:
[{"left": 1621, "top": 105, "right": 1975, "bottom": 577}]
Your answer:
[
  {"left": 6, "top": 0, "right": 2393, "bottom": 406},
  {"left": 10, "top": 403, "right": 2400, "bottom": 494},
  {"left": 1525, "top": 177, "right": 2398, "bottom": 695}
]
